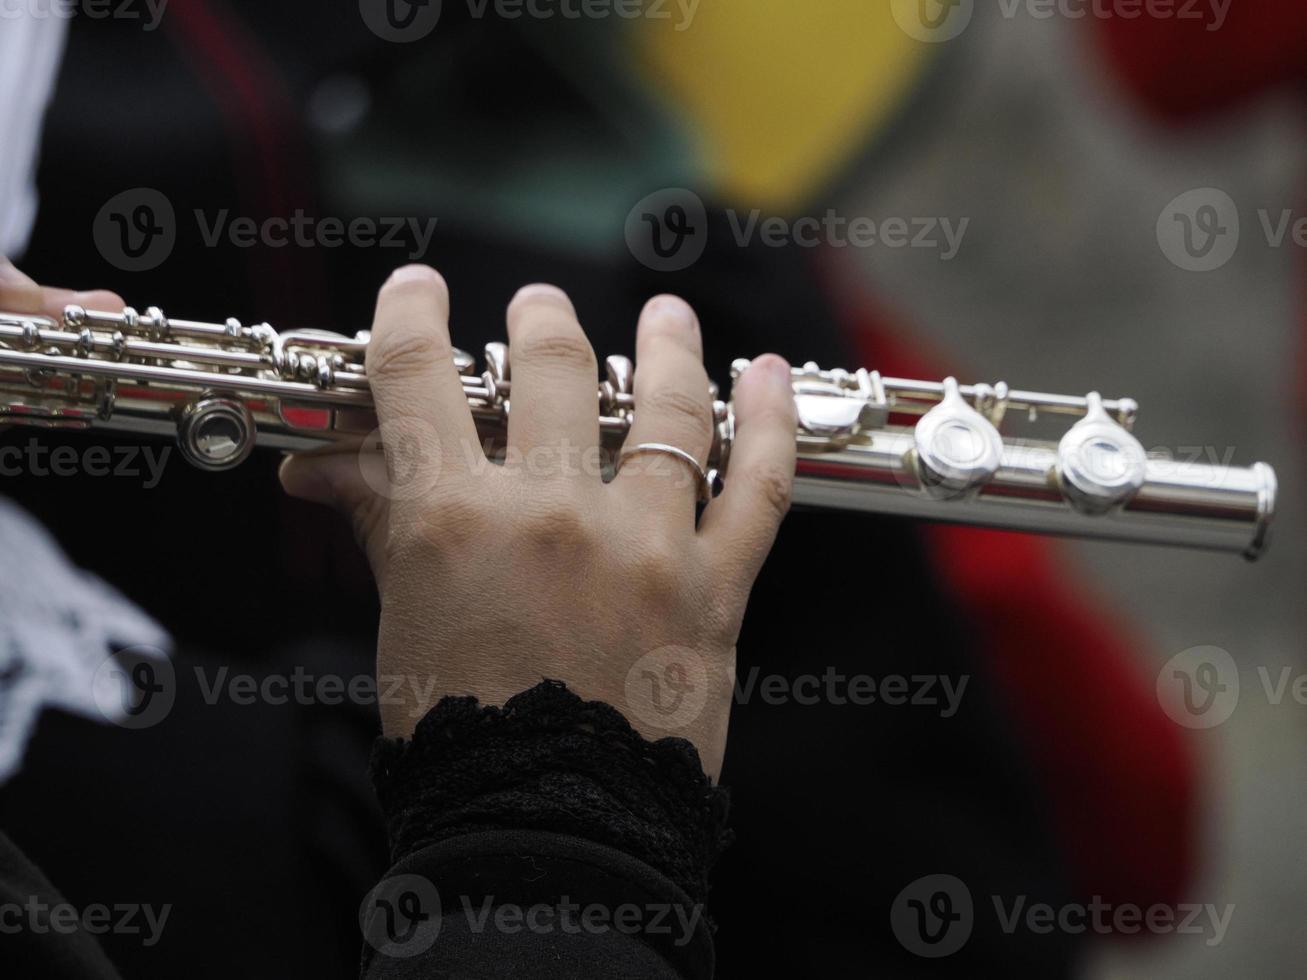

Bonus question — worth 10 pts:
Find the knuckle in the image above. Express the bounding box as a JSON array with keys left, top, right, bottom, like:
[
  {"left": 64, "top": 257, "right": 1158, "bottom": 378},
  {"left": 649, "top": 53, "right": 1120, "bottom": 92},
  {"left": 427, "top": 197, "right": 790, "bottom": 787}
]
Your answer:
[
  {"left": 515, "top": 326, "right": 596, "bottom": 372},
  {"left": 387, "top": 493, "right": 485, "bottom": 561},
  {"left": 367, "top": 329, "right": 449, "bottom": 382},
  {"left": 741, "top": 464, "right": 793, "bottom": 521},
  {"left": 630, "top": 540, "right": 685, "bottom": 604},
  {"left": 519, "top": 494, "right": 595, "bottom": 552},
  {"left": 645, "top": 386, "right": 713, "bottom": 434}
]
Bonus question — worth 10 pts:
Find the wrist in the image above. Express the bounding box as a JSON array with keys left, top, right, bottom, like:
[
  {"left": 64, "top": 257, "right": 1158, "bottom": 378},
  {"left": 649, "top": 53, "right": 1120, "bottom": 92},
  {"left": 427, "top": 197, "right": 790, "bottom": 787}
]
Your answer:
[{"left": 371, "top": 679, "right": 733, "bottom": 906}]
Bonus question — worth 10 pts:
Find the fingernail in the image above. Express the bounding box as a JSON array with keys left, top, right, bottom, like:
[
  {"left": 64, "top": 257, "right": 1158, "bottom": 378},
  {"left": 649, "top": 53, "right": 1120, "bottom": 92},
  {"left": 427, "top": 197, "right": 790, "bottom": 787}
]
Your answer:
[
  {"left": 512, "top": 283, "right": 573, "bottom": 308},
  {"left": 751, "top": 354, "right": 792, "bottom": 385},
  {"left": 645, "top": 295, "right": 697, "bottom": 333},
  {"left": 388, "top": 264, "right": 439, "bottom": 285}
]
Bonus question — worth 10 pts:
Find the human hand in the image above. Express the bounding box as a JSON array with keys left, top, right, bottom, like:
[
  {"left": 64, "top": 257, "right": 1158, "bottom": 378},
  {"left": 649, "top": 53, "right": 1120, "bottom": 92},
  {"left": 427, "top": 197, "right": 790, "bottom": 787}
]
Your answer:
[{"left": 279, "top": 266, "right": 797, "bottom": 778}]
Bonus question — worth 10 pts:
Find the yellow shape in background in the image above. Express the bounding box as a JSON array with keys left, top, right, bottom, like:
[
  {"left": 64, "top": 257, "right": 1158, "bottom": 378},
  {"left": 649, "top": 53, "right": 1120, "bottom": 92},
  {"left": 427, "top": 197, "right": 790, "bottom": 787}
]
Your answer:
[{"left": 631, "top": 0, "right": 936, "bottom": 214}]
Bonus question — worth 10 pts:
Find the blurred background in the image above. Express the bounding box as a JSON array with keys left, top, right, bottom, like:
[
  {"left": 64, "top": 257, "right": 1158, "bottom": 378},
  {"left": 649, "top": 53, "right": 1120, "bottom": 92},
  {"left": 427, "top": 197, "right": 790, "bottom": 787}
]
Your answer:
[
  {"left": 843, "top": 8, "right": 1307, "bottom": 977},
  {"left": 1, "top": 1, "right": 1303, "bottom": 977}
]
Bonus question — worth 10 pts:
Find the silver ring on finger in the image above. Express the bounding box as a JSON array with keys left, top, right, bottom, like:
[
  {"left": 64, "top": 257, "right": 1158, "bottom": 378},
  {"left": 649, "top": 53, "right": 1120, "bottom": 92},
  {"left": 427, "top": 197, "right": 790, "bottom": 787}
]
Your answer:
[{"left": 616, "top": 442, "right": 711, "bottom": 503}]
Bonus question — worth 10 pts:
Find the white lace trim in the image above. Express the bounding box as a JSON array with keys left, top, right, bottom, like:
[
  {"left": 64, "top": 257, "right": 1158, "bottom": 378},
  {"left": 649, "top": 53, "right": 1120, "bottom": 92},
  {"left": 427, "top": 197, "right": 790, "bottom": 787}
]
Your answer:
[{"left": 0, "top": 498, "right": 172, "bottom": 783}]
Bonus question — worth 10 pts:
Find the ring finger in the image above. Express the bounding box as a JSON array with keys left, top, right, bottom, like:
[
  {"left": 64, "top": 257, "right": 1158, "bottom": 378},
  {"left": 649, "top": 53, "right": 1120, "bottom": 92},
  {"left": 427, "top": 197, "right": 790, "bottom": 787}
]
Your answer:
[{"left": 615, "top": 295, "right": 715, "bottom": 513}]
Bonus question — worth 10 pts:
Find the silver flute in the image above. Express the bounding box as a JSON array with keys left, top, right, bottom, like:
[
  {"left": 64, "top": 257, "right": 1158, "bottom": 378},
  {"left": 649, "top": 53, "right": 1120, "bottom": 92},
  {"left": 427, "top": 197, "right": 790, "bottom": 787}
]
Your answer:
[{"left": 0, "top": 304, "right": 1277, "bottom": 559}]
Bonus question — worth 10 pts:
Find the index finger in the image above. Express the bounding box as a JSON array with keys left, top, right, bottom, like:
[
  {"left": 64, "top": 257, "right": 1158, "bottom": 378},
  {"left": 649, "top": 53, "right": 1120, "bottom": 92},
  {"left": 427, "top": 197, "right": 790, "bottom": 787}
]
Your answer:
[
  {"left": 0, "top": 258, "right": 123, "bottom": 318},
  {"left": 364, "top": 265, "right": 480, "bottom": 471}
]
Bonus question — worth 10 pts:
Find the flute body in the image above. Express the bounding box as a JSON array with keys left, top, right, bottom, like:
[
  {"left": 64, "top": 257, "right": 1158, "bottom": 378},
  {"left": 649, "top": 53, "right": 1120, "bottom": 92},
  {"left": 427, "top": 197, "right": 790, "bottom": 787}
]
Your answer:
[{"left": 0, "top": 305, "right": 1276, "bottom": 559}]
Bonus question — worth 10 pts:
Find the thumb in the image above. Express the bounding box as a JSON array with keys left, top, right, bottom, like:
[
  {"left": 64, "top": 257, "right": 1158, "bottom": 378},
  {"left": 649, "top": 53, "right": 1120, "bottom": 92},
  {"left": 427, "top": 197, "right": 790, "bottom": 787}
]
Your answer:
[{"left": 280, "top": 451, "right": 391, "bottom": 576}]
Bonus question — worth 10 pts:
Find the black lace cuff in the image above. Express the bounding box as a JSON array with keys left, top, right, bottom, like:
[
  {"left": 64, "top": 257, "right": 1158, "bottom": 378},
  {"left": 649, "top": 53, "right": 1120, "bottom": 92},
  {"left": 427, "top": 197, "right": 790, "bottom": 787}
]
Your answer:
[{"left": 369, "top": 679, "right": 732, "bottom": 906}]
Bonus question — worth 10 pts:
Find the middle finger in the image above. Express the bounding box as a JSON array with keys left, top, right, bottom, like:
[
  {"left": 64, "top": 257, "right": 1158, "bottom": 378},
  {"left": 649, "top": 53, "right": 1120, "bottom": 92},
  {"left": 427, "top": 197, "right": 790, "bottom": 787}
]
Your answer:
[{"left": 505, "top": 284, "right": 601, "bottom": 475}]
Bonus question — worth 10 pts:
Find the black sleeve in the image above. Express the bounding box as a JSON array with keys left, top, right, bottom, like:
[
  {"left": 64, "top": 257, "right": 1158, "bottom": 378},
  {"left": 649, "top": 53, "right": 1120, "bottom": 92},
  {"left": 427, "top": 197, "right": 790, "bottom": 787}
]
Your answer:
[
  {"left": 0, "top": 829, "right": 123, "bottom": 980},
  {"left": 359, "top": 680, "right": 730, "bottom": 979}
]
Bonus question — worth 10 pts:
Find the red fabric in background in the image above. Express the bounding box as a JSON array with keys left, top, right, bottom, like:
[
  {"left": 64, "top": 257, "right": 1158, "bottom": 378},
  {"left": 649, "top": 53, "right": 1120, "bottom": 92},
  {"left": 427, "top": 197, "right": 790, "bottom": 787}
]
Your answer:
[
  {"left": 816, "top": 255, "right": 1197, "bottom": 911},
  {"left": 1091, "top": 0, "right": 1307, "bottom": 121},
  {"left": 1090, "top": 0, "right": 1307, "bottom": 423}
]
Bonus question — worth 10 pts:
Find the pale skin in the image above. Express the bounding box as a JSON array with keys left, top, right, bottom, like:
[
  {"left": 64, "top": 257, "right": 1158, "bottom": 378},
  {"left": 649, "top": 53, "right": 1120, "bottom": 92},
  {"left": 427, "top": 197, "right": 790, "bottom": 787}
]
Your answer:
[
  {"left": 0, "top": 258, "right": 127, "bottom": 324},
  {"left": 0, "top": 259, "right": 798, "bottom": 779}
]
